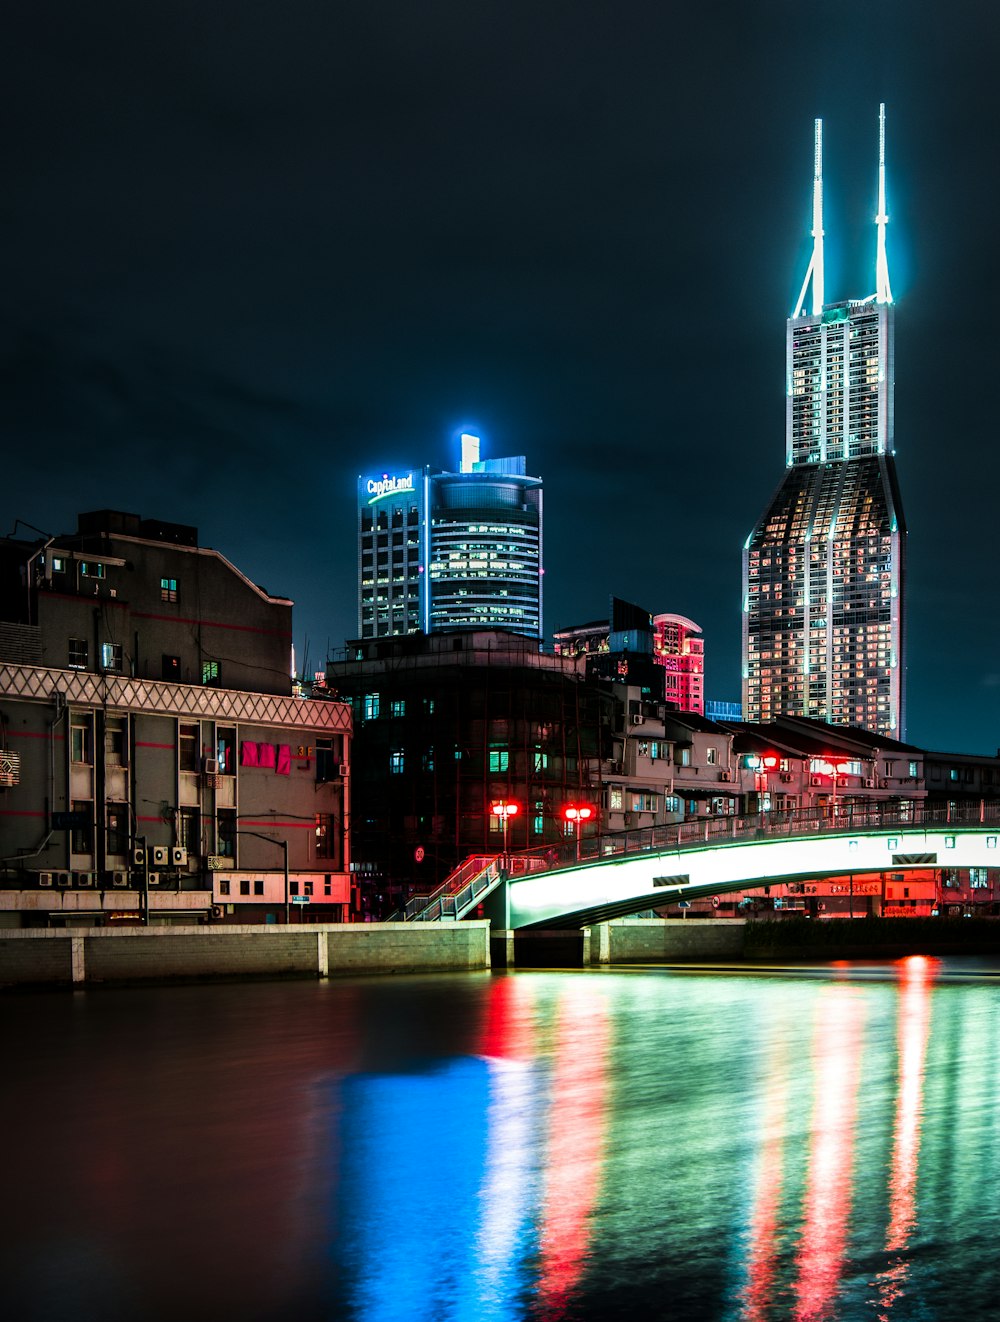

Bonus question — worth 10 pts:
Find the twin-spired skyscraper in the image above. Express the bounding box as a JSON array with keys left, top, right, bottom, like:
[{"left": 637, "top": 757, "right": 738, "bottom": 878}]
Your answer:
[{"left": 743, "top": 106, "right": 905, "bottom": 738}]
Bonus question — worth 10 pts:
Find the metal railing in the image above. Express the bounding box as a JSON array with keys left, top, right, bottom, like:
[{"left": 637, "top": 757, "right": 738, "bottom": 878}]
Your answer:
[{"left": 390, "top": 799, "right": 1000, "bottom": 922}]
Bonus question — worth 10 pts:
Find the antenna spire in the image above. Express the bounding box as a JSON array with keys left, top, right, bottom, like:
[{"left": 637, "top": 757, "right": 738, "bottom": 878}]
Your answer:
[
  {"left": 793, "top": 119, "right": 825, "bottom": 317},
  {"left": 875, "top": 103, "right": 893, "bottom": 304}
]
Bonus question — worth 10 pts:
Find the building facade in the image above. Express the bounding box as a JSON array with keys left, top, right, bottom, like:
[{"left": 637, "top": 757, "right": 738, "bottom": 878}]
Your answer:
[
  {"left": 327, "top": 630, "right": 609, "bottom": 915},
  {"left": 0, "top": 512, "right": 352, "bottom": 926},
  {"left": 357, "top": 435, "right": 543, "bottom": 641},
  {"left": 743, "top": 109, "right": 906, "bottom": 738},
  {"left": 652, "top": 613, "right": 704, "bottom": 715}
]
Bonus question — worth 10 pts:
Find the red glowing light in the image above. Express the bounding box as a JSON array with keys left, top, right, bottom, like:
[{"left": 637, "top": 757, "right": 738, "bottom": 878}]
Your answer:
[
  {"left": 491, "top": 801, "right": 519, "bottom": 818},
  {"left": 562, "top": 804, "right": 595, "bottom": 823}
]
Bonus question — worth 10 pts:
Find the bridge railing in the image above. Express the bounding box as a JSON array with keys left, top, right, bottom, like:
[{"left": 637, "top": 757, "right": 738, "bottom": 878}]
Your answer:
[{"left": 536, "top": 799, "right": 1000, "bottom": 872}]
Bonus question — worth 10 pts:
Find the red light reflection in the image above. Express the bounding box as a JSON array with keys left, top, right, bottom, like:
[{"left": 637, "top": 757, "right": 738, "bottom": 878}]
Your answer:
[
  {"left": 536, "top": 992, "right": 610, "bottom": 1318},
  {"left": 875, "top": 956, "right": 937, "bottom": 1318},
  {"left": 794, "top": 989, "right": 864, "bottom": 1322}
]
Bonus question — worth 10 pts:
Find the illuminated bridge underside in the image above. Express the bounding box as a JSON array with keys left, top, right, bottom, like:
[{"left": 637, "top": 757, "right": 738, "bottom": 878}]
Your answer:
[{"left": 507, "top": 826, "right": 992, "bottom": 929}]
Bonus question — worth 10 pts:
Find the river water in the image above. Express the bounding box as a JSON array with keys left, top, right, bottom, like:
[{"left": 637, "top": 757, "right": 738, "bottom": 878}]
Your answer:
[{"left": 3, "top": 959, "right": 998, "bottom": 1321}]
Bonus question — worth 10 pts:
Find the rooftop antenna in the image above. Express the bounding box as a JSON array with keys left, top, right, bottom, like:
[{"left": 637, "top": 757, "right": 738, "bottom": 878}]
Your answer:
[
  {"left": 875, "top": 102, "right": 893, "bottom": 305},
  {"left": 793, "top": 119, "right": 825, "bottom": 318}
]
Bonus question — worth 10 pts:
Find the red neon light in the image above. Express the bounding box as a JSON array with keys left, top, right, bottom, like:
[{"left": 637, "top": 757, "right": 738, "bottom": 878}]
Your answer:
[
  {"left": 562, "top": 804, "right": 595, "bottom": 823},
  {"left": 491, "top": 801, "right": 519, "bottom": 818}
]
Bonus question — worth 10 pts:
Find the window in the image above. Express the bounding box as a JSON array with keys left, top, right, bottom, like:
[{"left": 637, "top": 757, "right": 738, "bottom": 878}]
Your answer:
[
  {"left": 316, "top": 814, "right": 335, "bottom": 859},
  {"left": 316, "top": 738, "right": 335, "bottom": 782},
  {"left": 254, "top": 880, "right": 264, "bottom": 896},
  {"left": 80, "top": 561, "right": 105, "bottom": 579},
  {"left": 100, "top": 642, "right": 123, "bottom": 673},
  {"left": 219, "top": 879, "right": 230, "bottom": 895},
  {"left": 179, "top": 723, "right": 200, "bottom": 773},
  {"left": 160, "top": 577, "right": 178, "bottom": 603},
  {"left": 51, "top": 556, "right": 65, "bottom": 573},
  {"left": 363, "top": 693, "right": 380, "bottom": 720},
  {"left": 290, "top": 881, "right": 299, "bottom": 896},
  {"left": 218, "top": 810, "right": 236, "bottom": 859},
  {"left": 706, "top": 747, "right": 718, "bottom": 765},
  {"left": 609, "top": 786, "right": 623, "bottom": 811},
  {"left": 489, "top": 748, "right": 509, "bottom": 773},
  {"left": 105, "top": 717, "right": 127, "bottom": 765},
  {"left": 390, "top": 699, "right": 406, "bottom": 718},
  {"left": 202, "top": 660, "right": 220, "bottom": 687},
  {"left": 217, "top": 728, "right": 236, "bottom": 775},
  {"left": 534, "top": 750, "right": 548, "bottom": 772},
  {"left": 389, "top": 749, "right": 405, "bottom": 775},
  {"left": 69, "top": 638, "right": 88, "bottom": 669},
  {"left": 970, "top": 868, "right": 990, "bottom": 889},
  {"left": 239, "top": 879, "right": 250, "bottom": 895},
  {"left": 632, "top": 792, "right": 657, "bottom": 813},
  {"left": 162, "top": 654, "right": 181, "bottom": 682},
  {"left": 106, "top": 805, "right": 127, "bottom": 856},
  {"left": 71, "top": 801, "right": 93, "bottom": 855},
  {"left": 533, "top": 815, "right": 544, "bottom": 835},
  {"left": 179, "top": 808, "right": 200, "bottom": 856},
  {"left": 422, "top": 748, "right": 434, "bottom": 772},
  {"left": 908, "top": 760, "right": 919, "bottom": 778},
  {"left": 71, "top": 716, "right": 94, "bottom": 764},
  {"left": 305, "top": 881, "right": 314, "bottom": 896}
]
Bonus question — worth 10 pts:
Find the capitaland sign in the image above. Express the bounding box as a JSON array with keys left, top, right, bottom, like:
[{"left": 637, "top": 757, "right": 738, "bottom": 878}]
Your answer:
[{"left": 366, "top": 473, "right": 415, "bottom": 504}]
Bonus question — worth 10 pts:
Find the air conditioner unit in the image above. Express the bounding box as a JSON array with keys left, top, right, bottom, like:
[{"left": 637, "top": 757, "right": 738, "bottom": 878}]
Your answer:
[
  {"left": 338, "top": 762, "right": 350, "bottom": 777},
  {"left": 75, "top": 872, "right": 94, "bottom": 888},
  {"left": 133, "top": 846, "right": 146, "bottom": 868},
  {"left": 152, "top": 846, "right": 169, "bottom": 867},
  {"left": 171, "top": 846, "right": 188, "bottom": 867},
  {"left": 878, "top": 778, "right": 889, "bottom": 789},
  {"left": 720, "top": 770, "right": 733, "bottom": 782},
  {"left": 780, "top": 772, "right": 793, "bottom": 783},
  {"left": 810, "top": 775, "right": 822, "bottom": 786},
  {"left": 38, "top": 872, "right": 53, "bottom": 888},
  {"left": 203, "top": 757, "right": 219, "bottom": 775},
  {"left": 632, "top": 715, "right": 645, "bottom": 726},
  {"left": 111, "top": 871, "right": 128, "bottom": 888},
  {"left": 864, "top": 777, "right": 876, "bottom": 788},
  {"left": 146, "top": 872, "right": 160, "bottom": 886},
  {"left": 55, "top": 871, "right": 71, "bottom": 887}
]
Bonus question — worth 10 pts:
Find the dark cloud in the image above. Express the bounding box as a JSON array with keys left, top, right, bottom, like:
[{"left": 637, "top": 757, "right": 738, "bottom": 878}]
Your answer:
[{"left": 3, "top": 0, "right": 999, "bottom": 749}]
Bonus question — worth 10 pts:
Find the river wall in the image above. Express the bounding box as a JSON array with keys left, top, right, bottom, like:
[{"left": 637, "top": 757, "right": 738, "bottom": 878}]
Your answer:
[{"left": 0, "top": 921, "right": 491, "bottom": 988}]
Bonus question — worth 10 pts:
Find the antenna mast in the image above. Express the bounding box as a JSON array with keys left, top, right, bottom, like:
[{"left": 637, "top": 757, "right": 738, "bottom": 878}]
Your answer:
[
  {"left": 875, "top": 102, "right": 893, "bottom": 304},
  {"left": 793, "top": 119, "right": 825, "bottom": 317}
]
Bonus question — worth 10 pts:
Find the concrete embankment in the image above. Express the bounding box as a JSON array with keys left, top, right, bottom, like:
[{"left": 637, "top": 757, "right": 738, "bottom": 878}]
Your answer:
[{"left": 0, "top": 921, "right": 491, "bottom": 988}]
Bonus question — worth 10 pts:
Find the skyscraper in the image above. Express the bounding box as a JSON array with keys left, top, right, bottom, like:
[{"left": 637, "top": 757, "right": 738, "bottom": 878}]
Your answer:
[
  {"left": 357, "top": 434, "right": 543, "bottom": 640},
  {"left": 743, "top": 107, "right": 906, "bottom": 738}
]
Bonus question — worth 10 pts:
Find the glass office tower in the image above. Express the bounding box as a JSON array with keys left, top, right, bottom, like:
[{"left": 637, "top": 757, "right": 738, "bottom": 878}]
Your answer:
[
  {"left": 743, "top": 108, "right": 906, "bottom": 737},
  {"left": 358, "top": 436, "right": 543, "bottom": 641}
]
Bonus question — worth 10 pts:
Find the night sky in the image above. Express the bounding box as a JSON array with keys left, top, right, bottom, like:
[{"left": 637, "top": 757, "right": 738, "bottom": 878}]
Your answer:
[{"left": 3, "top": 3, "right": 997, "bottom": 753}]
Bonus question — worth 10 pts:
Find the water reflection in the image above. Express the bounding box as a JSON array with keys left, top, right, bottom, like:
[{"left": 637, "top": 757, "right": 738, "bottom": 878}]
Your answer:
[{"left": 2, "top": 960, "right": 999, "bottom": 1321}]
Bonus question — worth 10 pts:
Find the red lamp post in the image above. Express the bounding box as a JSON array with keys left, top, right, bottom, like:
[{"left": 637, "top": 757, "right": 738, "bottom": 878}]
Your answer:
[
  {"left": 563, "top": 803, "right": 595, "bottom": 861},
  {"left": 491, "top": 800, "right": 519, "bottom": 863}
]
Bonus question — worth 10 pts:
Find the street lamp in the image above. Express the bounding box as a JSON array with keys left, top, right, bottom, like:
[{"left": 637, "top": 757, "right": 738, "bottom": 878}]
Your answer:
[
  {"left": 491, "top": 800, "right": 519, "bottom": 864},
  {"left": 746, "top": 752, "right": 779, "bottom": 811},
  {"left": 233, "top": 829, "right": 290, "bottom": 923},
  {"left": 562, "top": 803, "right": 595, "bottom": 861},
  {"left": 815, "top": 759, "right": 850, "bottom": 818}
]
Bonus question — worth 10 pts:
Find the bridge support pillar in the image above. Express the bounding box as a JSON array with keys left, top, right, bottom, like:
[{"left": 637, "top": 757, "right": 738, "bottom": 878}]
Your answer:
[{"left": 582, "top": 923, "right": 610, "bottom": 965}]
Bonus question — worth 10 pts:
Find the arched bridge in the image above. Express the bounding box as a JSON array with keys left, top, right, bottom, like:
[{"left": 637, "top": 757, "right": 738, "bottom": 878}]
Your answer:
[{"left": 398, "top": 804, "right": 1000, "bottom": 929}]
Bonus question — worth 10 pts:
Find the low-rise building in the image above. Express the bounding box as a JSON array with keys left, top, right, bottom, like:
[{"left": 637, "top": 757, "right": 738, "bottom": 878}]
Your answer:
[{"left": 0, "top": 512, "right": 352, "bottom": 926}]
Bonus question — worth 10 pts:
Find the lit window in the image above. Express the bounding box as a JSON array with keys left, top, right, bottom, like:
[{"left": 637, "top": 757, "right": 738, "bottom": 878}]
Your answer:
[
  {"left": 316, "top": 814, "right": 335, "bottom": 858},
  {"left": 609, "top": 786, "right": 623, "bottom": 811},
  {"left": 202, "top": 660, "right": 220, "bottom": 686},
  {"left": 101, "top": 642, "right": 123, "bottom": 672},
  {"left": 390, "top": 749, "right": 405, "bottom": 775},
  {"left": 391, "top": 699, "right": 406, "bottom": 718},
  {"left": 364, "top": 693, "right": 380, "bottom": 720},
  {"left": 80, "top": 561, "right": 106, "bottom": 579},
  {"left": 71, "top": 717, "right": 94, "bottom": 765},
  {"left": 489, "top": 748, "right": 509, "bottom": 773},
  {"left": 160, "top": 577, "right": 178, "bottom": 603}
]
